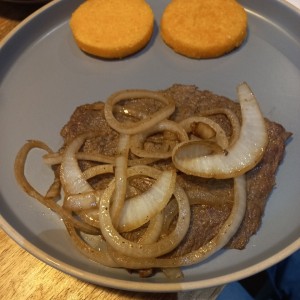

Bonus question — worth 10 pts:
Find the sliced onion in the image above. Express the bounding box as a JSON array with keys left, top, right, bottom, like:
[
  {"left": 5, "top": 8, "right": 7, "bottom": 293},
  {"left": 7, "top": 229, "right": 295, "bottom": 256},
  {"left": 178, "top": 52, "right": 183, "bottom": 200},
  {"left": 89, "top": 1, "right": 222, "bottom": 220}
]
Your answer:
[
  {"left": 65, "top": 191, "right": 98, "bottom": 211},
  {"left": 108, "top": 175, "right": 246, "bottom": 269},
  {"left": 199, "top": 107, "right": 241, "bottom": 146},
  {"left": 138, "top": 212, "right": 164, "bottom": 244},
  {"left": 113, "top": 104, "right": 147, "bottom": 120},
  {"left": 14, "top": 140, "right": 54, "bottom": 196},
  {"left": 43, "top": 152, "right": 115, "bottom": 166},
  {"left": 110, "top": 134, "right": 130, "bottom": 225},
  {"left": 82, "top": 164, "right": 114, "bottom": 180},
  {"left": 14, "top": 140, "right": 99, "bottom": 234},
  {"left": 43, "top": 152, "right": 158, "bottom": 168},
  {"left": 60, "top": 133, "right": 96, "bottom": 195},
  {"left": 77, "top": 208, "right": 100, "bottom": 228},
  {"left": 43, "top": 152, "right": 64, "bottom": 166},
  {"left": 130, "top": 120, "right": 189, "bottom": 159},
  {"left": 172, "top": 82, "right": 268, "bottom": 179},
  {"left": 65, "top": 222, "right": 118, "bottom": 267},
  {"left": 45, "top": 176, "right": 61, "bottom": 199},
  {"left": 179, "top": 116, "right": 229, "bottom": 149},
  {"left": 63, "top": 164, "right": 114, "bottom": 211},
  {"left": 118, "top": 169, "right": 176, "bottom": 232},
  {"left": 104, "top": 90, "right": 175, "bottom": 135},
  {"left": 98, "top": 167, "right": 190, "bottom": 258}
]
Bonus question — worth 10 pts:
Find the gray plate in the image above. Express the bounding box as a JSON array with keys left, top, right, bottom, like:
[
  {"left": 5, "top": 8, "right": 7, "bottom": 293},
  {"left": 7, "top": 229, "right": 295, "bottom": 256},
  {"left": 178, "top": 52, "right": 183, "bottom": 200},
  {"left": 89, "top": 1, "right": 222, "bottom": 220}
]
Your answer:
[{"left": 1, "top": 0, "right": 300, "bottom": 292}]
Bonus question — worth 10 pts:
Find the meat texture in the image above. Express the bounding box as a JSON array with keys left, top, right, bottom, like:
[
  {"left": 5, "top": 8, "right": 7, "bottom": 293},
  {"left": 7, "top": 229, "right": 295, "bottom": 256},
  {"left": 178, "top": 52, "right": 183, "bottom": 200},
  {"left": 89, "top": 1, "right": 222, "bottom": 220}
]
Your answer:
[{"left": 60, "top": 84, "right": 291, "bottom": 254}]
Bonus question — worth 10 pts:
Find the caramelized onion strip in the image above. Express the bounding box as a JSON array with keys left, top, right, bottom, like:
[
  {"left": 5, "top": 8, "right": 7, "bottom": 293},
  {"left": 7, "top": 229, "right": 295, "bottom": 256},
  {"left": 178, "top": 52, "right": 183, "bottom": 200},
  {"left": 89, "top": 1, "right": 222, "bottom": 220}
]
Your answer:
[
  {"left": 45, "top": 173, "right": 61, "bottom": 199},
  {"left": 77, "top": 208, "right": 100, "bottom": 228},
  {"left": 14, "top": 140, "right": 99, "bottom": 234},
  {"left": 82, "top": 164, "right": 114, "bottom": 180},
  {"left": 65, "top": 222, "right": 118, "bottom": 267},
  {"left": 104, "top": 90, "right": 175, "bottom": 135},
  {"left": 44, "top": 152, "right": 159, "bottom": 168},
  {"left": 130, "top": 120, "right": 189, "bottom": 159},
  {"left": 43, "top": 152, "right": 114, "bottom": 166},
  {"left": 109, "top": 175, "right": 246, "bottom": 269},
  {"left": 110, "top": 134, "right": 130, "bottom": 226},
  {"left": 179, "top": 116, "right": 229, "bottom": 150},
  {"left": 98, "top": 168, "right": 190, "bottom": 258},
  {"left": 199, "top": 108, "right": 240, "bottom": 146},
  {"left": 138, "top": 212, "right": 164, "bottom": 244}
]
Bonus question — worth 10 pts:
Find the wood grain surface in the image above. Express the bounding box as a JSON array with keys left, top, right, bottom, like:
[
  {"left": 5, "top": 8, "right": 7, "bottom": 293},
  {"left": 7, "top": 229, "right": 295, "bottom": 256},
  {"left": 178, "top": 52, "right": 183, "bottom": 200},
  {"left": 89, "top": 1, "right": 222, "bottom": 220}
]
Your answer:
[{"left": 0, "top": 229, "right": 180, "bottom": 300}]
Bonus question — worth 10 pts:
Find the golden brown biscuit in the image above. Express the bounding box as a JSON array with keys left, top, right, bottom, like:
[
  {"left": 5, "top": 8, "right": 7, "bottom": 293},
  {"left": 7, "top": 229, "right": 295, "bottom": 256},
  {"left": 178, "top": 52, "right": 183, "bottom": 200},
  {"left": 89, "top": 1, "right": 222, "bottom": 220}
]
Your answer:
[
  {"left": 70, "top": 0, "right": 154, "bottom": 59},
  {"left": 160, "top": 0, "right": 247, "bottom": 58}
]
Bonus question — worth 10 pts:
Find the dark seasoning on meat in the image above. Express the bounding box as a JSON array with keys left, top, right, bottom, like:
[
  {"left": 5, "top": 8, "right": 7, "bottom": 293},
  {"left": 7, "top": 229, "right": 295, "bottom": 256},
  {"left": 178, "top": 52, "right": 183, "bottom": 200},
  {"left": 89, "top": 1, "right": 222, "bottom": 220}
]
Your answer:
[{"left": 60, "top": 84, "right": 291, "bottom": 259}]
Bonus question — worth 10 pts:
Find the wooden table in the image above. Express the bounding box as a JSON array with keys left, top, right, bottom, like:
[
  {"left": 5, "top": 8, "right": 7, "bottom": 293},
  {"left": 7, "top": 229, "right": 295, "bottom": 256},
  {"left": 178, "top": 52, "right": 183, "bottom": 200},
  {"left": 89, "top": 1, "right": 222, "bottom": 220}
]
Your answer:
[{"left": 0, "top": 2, "right": 178, "bottom": 299}]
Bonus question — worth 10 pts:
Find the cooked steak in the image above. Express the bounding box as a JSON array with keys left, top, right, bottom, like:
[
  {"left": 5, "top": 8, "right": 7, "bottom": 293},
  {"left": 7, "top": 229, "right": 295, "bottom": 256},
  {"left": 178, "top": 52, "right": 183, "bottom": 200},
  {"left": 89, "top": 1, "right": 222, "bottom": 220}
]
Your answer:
[{"left": 60, "top": 84, "right": 291, "bottom": 253}]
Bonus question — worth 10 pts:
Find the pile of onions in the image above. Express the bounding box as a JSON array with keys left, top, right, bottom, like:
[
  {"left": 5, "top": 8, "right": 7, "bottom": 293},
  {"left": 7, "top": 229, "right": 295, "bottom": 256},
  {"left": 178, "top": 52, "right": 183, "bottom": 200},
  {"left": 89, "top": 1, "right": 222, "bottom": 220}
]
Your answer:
[{"left": 14, "top": 83, "right": 268, "bottom": 277}]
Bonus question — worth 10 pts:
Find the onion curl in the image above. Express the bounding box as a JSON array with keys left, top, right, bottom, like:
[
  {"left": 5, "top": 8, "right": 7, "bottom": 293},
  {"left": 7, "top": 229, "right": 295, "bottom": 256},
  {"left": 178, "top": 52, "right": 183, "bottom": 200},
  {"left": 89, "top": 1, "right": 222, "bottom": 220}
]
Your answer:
[
  {"left": 14, "top": 140, "right": 99, "bottom": 234},
  {"left": 108, "top": 175, "right": 246, "bottom": 269},
  {"left": 98, "top": 167, "right": 191, "bottom": 259},
  {"left": 104, "top": 90, "right": 176, "bottom": 135}
]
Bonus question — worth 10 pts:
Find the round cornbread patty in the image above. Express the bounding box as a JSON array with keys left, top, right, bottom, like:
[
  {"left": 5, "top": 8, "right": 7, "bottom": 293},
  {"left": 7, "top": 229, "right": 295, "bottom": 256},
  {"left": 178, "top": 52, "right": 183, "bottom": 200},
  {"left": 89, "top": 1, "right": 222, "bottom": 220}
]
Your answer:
[
  {"left": 70, "top": 0, "right": 154, "bottom": 59},
  {"left": 160, "top": 0, "right": 247, "bottom": 58}
]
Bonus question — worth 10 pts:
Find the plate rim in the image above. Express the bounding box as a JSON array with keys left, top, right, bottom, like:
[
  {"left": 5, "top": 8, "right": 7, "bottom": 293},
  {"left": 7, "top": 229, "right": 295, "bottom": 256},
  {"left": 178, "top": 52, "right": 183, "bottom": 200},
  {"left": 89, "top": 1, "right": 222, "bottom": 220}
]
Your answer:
[{"left": 1, "top": 0, "right": 300, "bottom": 292}]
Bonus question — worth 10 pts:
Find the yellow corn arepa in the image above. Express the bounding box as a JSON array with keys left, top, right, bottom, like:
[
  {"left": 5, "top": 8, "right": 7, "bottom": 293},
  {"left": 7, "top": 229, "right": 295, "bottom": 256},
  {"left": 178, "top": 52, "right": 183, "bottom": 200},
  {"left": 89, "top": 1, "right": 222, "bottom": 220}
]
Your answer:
[
  {"left": 70, "top": 0, "right": 154, "bottom": 59},
  {"left": 160, "top": 0, "right": 247, "bottom": 58}
]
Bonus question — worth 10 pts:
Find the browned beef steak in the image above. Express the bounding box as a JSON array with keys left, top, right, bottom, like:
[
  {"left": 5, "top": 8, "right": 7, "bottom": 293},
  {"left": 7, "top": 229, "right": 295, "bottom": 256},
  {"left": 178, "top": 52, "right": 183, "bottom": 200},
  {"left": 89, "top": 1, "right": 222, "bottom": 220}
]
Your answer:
[{"left": 60, "top": 84, "right": 291, "bottom": 253}]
